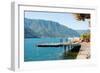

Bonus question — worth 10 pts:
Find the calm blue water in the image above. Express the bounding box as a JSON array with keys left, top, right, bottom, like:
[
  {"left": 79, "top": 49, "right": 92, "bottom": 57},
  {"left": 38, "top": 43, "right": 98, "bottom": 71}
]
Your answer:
[{"left": 24, "top": 38, "right": 69, "bottom": 62}]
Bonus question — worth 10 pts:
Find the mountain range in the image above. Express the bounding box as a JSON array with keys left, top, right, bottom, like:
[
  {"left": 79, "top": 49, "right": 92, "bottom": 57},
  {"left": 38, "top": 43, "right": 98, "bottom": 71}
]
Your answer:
[{"left": 24, "top": 18, "right": 80, "bottom": 38}]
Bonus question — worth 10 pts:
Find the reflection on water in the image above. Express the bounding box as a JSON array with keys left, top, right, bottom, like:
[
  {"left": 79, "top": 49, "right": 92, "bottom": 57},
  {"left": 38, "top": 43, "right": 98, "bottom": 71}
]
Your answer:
[{"left": 24, "top": 38, "right": 69, "bottom": 61}]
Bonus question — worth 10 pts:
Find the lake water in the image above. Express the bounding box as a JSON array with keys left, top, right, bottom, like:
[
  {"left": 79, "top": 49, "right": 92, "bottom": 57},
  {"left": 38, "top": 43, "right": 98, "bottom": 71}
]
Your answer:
[{"left": 24, "top": 38, "right": 69, "bottom": 62}]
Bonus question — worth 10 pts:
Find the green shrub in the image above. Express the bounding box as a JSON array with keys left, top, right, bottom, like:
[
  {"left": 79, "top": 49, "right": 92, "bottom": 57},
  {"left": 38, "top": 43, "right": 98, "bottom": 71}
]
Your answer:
[{"left": 80, "top": 33, "right": 90, "bottom": 42}]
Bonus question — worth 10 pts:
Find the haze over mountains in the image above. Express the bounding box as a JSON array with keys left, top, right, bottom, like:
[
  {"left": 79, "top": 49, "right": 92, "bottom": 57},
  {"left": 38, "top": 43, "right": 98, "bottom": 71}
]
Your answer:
[
  {"left": 76, "top": 30, "right": 90, "bottom": 35},
  {"left": 24, "top": 18, "right": 81, "bottom": 38}
]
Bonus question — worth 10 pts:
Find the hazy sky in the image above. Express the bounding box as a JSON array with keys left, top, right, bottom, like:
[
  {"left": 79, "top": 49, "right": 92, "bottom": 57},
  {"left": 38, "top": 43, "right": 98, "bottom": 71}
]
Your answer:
[{"left": 24, "top": 11, "right": 89, "bottom": 30}]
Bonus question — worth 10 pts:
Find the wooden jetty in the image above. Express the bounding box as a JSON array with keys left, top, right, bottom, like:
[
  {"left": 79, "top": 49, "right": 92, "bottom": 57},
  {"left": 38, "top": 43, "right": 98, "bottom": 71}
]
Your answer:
[
  {"left": 37, "top": 42, "right": 81, "bottom": 52},
  {"left": 76, "top": 42, "right": 90, "bottom": 59}
]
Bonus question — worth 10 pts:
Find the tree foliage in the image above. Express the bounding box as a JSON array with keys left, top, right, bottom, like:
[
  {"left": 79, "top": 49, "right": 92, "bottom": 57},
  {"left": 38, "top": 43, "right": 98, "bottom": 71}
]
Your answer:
[
  {"left": 80, "top": 33, "right": 90, "bottom": 42},
  {"left": 74, "top": 14, "right": 90, "bottom": 21}
]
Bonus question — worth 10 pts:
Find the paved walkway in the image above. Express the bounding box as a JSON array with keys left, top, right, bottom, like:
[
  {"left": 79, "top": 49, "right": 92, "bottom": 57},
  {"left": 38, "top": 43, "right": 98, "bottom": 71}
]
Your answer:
[{"left": 77, "top": 42, "right": 90, "bottom": 59}]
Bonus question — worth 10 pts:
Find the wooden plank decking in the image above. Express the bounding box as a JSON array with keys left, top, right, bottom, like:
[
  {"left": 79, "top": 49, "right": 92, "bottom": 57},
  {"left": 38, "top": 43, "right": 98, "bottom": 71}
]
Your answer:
[
  {"left": 37, "top": 42, "right": 80, "bottom": 47},
  {"left": 77, "top": 42, "right": 90, "bottom": 59},
  {"left": 37, "top": 42, "right": 81, "bottom": 52}
]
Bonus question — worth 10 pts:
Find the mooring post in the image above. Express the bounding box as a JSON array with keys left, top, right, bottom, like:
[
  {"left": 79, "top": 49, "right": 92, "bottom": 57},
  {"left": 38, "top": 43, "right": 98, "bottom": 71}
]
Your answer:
[
  {"left": 68, "top": 45, "right": 70, "bottom": 51},
  {"left": 70, "top": 44, "right": 72, "bottom": 50},
  {"left": 64, "top": 45, "right": 66, "bottom": 52}
]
